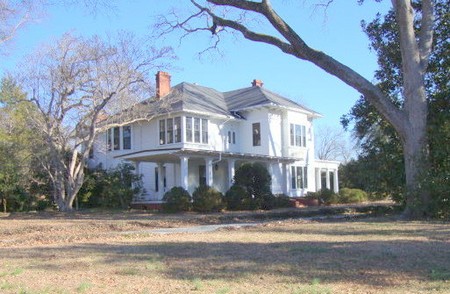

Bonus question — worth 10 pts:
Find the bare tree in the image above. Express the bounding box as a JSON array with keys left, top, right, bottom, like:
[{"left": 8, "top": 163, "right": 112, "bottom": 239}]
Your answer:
[
  {"left": 0, "top": 0, "right": 40, "bottom": 47},
  {"left": 0, "top": 0, "right": 116, "bottom": 54},
  {"left": 157, "top": 0, "right": 434, "bottom": 217},
  {"left": 315, "top": 126, "right": 355, "bottom": 163},
  {"left": 18, "top": 32, "right": 174, "bottom": 211}
]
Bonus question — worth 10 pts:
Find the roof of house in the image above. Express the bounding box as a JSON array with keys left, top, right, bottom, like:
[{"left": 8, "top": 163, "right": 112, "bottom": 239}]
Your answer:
[
  {"left": 103, "top": 80, "right": 321, "bottom": 125},
  {"left": 161, "top": 82, "right": 321, "bottom": 118}
]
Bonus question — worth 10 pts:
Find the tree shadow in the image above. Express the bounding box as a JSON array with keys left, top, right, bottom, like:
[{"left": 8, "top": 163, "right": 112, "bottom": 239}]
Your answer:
[{"left": 1, "top": 236, "right": 449, "bottom": 288}]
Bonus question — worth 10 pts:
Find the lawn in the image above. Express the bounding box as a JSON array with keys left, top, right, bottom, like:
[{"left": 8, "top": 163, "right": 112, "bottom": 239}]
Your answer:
[{"left": 0, "top": 210, "right": 449, "bottom": 294}]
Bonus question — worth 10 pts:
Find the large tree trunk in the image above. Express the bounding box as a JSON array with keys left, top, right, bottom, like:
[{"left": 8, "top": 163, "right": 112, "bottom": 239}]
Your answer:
[
  {"left": 403, "top": 139, "right": 429, "bottom": 217},
  {"left": 401, "top": 90, "right": 430, "bottom": 218}
]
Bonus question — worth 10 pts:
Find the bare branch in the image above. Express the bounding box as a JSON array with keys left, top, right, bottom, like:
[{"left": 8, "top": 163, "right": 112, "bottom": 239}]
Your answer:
[{"left": 418, "top": 0, "right": 434, "bottom": 70}]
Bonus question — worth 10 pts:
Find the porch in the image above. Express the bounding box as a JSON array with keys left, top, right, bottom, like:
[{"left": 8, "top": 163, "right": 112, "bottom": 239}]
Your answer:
[{"left": 115, "top": 148, "right": 298, "bottom": 202}]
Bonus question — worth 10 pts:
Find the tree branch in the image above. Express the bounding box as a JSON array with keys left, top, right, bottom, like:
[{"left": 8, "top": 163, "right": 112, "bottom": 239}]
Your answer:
[{"left": 418, "top": 0, "right": 434, "bottom": 70}]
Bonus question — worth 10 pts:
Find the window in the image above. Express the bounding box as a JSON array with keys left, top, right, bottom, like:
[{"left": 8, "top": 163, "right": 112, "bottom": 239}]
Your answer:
[
  {"left": 302, "top": 125, "right": 306, "bottom": 146},
  {"left": 291, "top": 166, "right": 308, "bottom": 189},
  {"left": 167, "top": 118, "right": 173, "bottom": 144},
  {"left": 160, "top": 117, "right": 183, "bottom": 145},
  {"left": 194, "top": 117, "right": 201, "bottom": 143},
  {"left": 107, "top": 126, "right": 131, "bottom": 151},
  {"left": 228, "top": 130, "right": 236, "bottom": 145},
  {"left": 290, "top": 124, "right": 295, "bottom": 146},
  {"left": 290, "top": 123, "right": 306, "bottom": 147},
  {"left": 113, "top": 127, "right": 120, "bottom": 150},
  {"left": 122, "top": 126, "right": 131, "bottom": 150},
  {"left": 159, "top": 120, "right": 166, "bottom": 145},
  {"left": 252, "top": 123, "right": 261, "bottom": 146},
  {"left": 184, "top": 116, "right": 208, "bottom": 144},
  {"left": 106, "top": 129, "right": 112, "bottom": 151},
  {"left": 186, "top": 116, "right": 193, "bottom": 142},
  {"left": 174, "top": 117, "right": 181, "bottom": 143},
  {"left": 202, "top": 119, "right": 208, "bottom": 143}
]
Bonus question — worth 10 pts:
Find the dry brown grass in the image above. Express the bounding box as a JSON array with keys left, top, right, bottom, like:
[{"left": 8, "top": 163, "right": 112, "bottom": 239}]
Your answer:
[{"left": 0, "top": 211, "right": 449, "bottom": 294}]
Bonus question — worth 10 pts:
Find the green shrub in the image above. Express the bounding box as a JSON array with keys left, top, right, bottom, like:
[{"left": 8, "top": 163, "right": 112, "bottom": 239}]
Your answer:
[
  {"left": 224, "top": 185, "right": 256, "bottom": 211},
  {"left": 273, "top": 194, "right": 292, "bottom": 208},
  {"left": 192, "top": 185, "right": 225, "bottom": 213},
  {"left": 233, "top": 163, "right": 274, "bottom": 210},
  {"left": 162, "top": 186, "right": 192, "bottom": 213},
  {"left": 339, "top": 188, "right": 368, "bottom": 203},
  {"left": 313, "top": 188, "right": 339, "bottom": 205},
  {"left": 79, "top": 163, "right": 143, "bottom": 209}
]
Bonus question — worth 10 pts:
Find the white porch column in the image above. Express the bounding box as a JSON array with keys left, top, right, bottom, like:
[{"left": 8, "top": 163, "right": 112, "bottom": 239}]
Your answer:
[
  {"left": 227, "top": 159, "right": 236, "bottom": 188},
  {"left": 157, "top": 163, "right": 165, "bottom": 199},
  {"left": 333, "top": 169, "right": 339, "bottom": 193},
  {"left": 282, "top": 163, "right": 289, "bottom": 195},
  {"left": 205, "top": 157, "right": 213, "bottom": 187},
  {"left": 179, "top": 156, "right": 189, "bottom": 190},
  {"left": 316, "top": 168, "right": 322, "bottom": 191},
  {"left": 326, "top": 169, "right": 330, "bottom": 190}
]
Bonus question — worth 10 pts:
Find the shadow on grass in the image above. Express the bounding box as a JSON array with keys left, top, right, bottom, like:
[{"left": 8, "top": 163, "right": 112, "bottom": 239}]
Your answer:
[
  {"left": 1, "top": 229, "right": 449, "bottom": 288},
  {"left": 260, "top": 219, "right": 450, "bottom": 242}
]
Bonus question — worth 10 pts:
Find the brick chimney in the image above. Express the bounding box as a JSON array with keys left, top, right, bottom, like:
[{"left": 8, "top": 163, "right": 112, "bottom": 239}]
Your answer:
[
  {"left": 156, "top": 71, "right": 171, "bottom": 99},
  {"left": 251, "top": 79, "right": 264, "bottom": 87}
]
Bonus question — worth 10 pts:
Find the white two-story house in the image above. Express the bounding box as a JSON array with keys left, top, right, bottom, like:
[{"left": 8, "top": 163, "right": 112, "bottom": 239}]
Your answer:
[{"left": 91, "top": 71, "right": 339, "bottom": 204}]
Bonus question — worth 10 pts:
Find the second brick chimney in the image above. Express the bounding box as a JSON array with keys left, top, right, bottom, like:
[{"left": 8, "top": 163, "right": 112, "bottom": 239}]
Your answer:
[
  {"left": 251, "top": 79, "right": 264, "bottom": 87},
  {"left": 156, "top": 71, "right": 171, "bottom": 99}
]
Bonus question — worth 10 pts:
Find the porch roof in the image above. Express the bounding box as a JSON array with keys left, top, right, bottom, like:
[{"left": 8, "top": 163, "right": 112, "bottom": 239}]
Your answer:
[{"left": 114, "top": 148, "right": 299, "bottom": 164}]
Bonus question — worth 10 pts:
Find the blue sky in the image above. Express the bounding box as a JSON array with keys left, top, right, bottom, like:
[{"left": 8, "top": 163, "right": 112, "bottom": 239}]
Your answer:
[{"left": 1, "top": 0, "right": 391, "bottom": 133}]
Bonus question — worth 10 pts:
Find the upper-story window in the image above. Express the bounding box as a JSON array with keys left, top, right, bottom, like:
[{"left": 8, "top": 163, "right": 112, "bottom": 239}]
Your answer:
[
  {"left": 160, "top": 117, "right": 182, "bottom": 145},
  {"left": 290, "top": 123, "right": 306, "bottom": 147},
  {"left": 159, "top": 120, "right": 166, "bottom": 144},
  {"left": 227, "top": 131, "right": 236, "bottom": 144},
  {"left": 186, "top": 117, "right": 193, "bottom": 142},
  {"left": 107, "top": 126, "right": 132, "bottom": 151},
  {"left": 123, "top": 126, "right": 131, "bottom": 150},
  {"left": 186, "top": 116, "right": 208, "bottom": 144},
  {"left": 201, "top": 119, "right": 208, "bottom": 143},
  {"left": 194, "top": 117, "right": 200, "bottom": 143},
  {"left": 174, "top": 117, "right": 181, "bottom": 143},
  {"left": 291, "top": 166, "right": 308, "bottom": 189},
  {"left": 113, "top": 127, "right": 120, "bottom": 150},
  {"left": 252, "top": 123, "right": 261, "bottom": 146}
]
